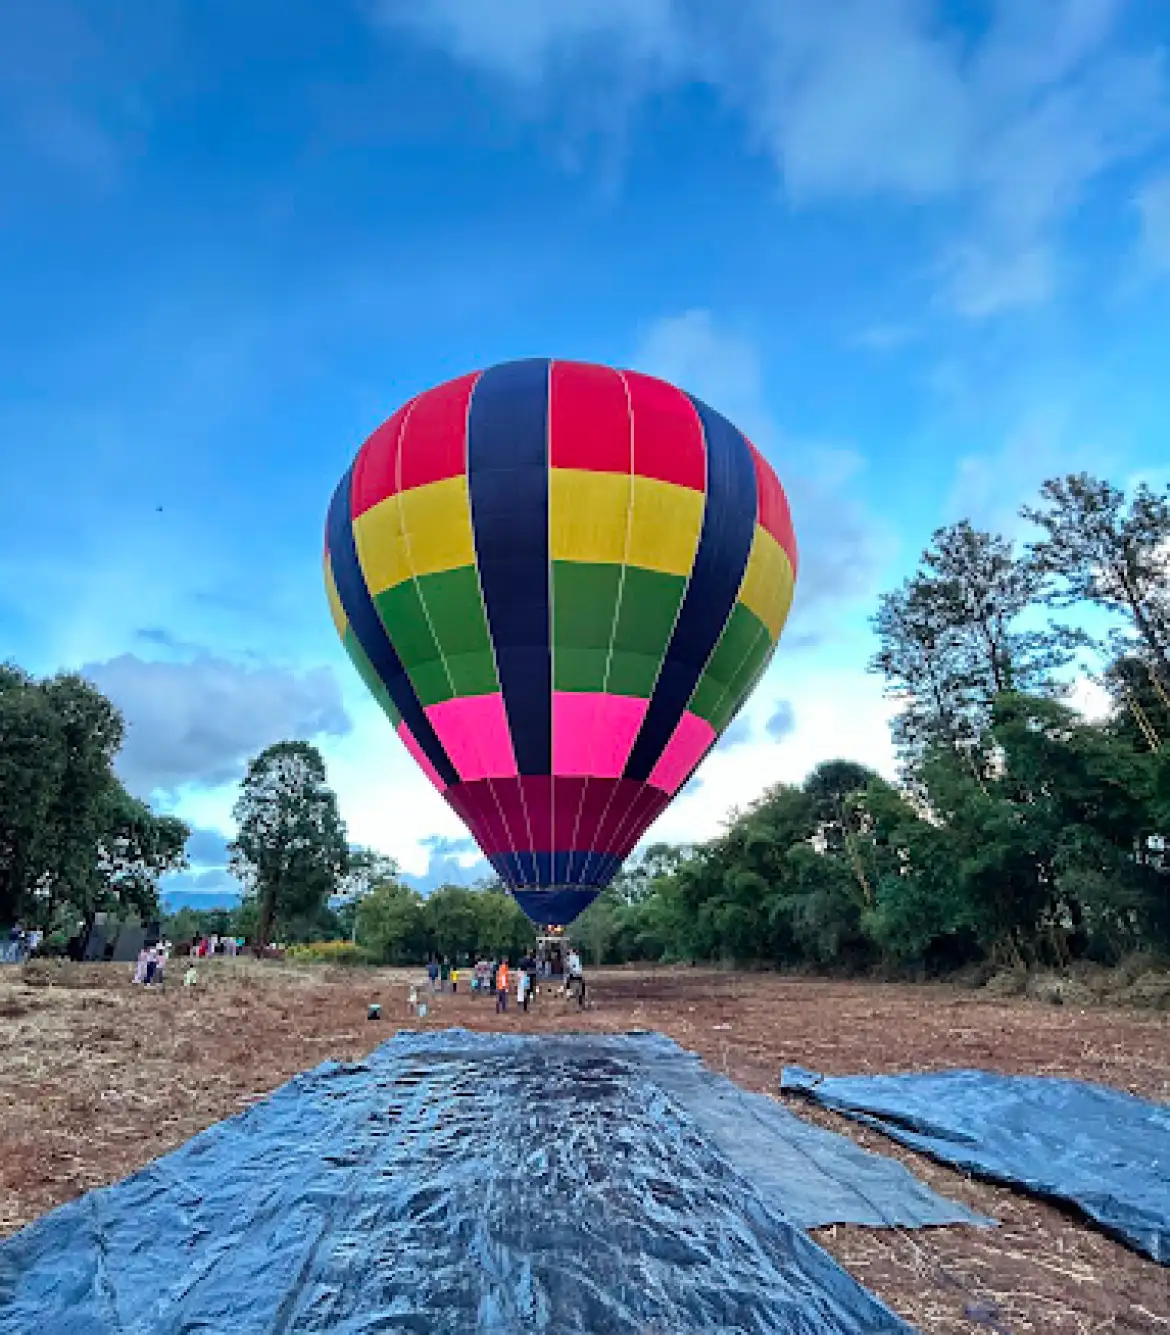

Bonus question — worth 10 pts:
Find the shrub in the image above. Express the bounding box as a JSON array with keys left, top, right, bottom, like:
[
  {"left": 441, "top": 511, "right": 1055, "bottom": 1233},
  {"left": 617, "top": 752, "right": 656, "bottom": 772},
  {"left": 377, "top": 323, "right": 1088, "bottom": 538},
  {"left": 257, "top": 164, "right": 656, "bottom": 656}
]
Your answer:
[{"left": 285, "top": 940, "right": 374, "bottom": 967}]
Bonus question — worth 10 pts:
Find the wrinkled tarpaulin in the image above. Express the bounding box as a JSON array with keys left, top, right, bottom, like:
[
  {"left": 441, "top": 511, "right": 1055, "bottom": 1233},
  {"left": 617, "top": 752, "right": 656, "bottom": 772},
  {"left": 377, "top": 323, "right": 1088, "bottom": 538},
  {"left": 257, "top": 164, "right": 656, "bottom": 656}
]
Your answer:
[
  {"left": 783, "top": 1066, "right": 1170, "bottom": 1265},
  {"left": 1, "top": 1031, "right": 981, "bottom": 1334}
]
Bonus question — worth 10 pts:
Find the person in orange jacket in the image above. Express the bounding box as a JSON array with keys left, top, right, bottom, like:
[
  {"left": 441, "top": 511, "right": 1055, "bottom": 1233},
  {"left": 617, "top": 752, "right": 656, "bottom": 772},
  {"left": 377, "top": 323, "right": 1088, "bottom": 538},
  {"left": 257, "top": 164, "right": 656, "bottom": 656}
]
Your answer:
[{"left": 496, "top": 958, "right": 510, "bottom": 1013}]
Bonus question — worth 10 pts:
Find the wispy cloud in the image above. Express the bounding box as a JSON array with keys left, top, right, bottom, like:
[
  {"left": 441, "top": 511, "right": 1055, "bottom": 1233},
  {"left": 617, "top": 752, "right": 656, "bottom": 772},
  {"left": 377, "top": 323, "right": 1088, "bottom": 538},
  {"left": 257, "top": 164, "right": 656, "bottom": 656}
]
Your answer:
[
  {"left": 945, "top": 401, "right": 1123, "bottom": 537},
  {"left": 765, "top": 700, "right": 796, "bottom": 740},
  {"left": 400, "top": 834, "right": 490, "bottom": 894},
  {"left": 371, "top": 0, "right": 1170, "bottom": 317},
  {"left": 0, "top": 0, "right": 167, "bottom": 191},
  {"left": 82, "top": 651, "right": 352, "bottom": 798},
  {"left": 852, "top": 323, "right": 918, "bottom": 352},
  {"left": 631, "top": 309, "right": 895, "bottom": 638}
]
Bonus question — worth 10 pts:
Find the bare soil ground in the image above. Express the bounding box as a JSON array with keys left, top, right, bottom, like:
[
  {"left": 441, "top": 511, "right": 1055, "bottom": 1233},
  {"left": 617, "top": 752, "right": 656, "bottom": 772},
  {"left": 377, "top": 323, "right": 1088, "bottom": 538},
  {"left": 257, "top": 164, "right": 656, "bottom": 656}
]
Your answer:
[{"left": 1, "top": 961, "right": 1167, "bottom": 1333}]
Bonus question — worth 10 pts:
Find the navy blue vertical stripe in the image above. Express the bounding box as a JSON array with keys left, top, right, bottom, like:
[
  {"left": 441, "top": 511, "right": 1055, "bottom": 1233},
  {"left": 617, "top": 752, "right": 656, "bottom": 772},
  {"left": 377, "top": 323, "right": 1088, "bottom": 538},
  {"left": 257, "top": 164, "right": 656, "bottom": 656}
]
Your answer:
[
  {"left": 467, "top": 359, "right": 553, "bottom": 776},
  {"left": 326, "top": 470, "right": 459, "bottom": 788},
  {"left": 623, "top": 396, "right": 758, "bottom": 782}
]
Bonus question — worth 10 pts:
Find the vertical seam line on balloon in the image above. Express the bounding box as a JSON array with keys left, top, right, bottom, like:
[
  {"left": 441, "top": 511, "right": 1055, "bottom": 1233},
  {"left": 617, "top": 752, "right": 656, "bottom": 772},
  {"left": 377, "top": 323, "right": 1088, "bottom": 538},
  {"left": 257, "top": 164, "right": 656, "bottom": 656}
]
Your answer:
[
  {"left": 457, "top": 370, "right": 529, "bottom": 887},
  {"left": 682, "top": 468, "right": 768, "bottom": 742},
  {"left": 545, "top": 360, "right": 557, "bottom": 897},
  {"left": 578, "top": 379, "right": 708, "bottom": 887},
  {"left": 565, "top": 365, "right": 636, "bottom": 890},
  {"left": 392, "top": 398, "right": 461, "bottom": 708},
  {"left": 675, "top": 640, "right": 778, "bottom": 800},
  {"left": 606, "top": 408, "right": 758, "bottom": 856},
  {"left": 330, "top": 466, "right": 457, "bottom": 787},
  {"left": 707, "top": 617, "right": 770, "bottom": 738},
  {"left": 701, "top": 524, "right": 797, "bottom": 769}
]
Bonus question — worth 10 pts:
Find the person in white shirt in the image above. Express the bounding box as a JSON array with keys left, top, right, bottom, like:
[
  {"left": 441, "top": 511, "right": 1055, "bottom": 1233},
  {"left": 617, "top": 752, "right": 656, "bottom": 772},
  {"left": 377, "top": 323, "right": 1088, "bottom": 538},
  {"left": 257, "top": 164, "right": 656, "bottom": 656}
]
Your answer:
[{"left": 563, "top": 949, "right": 585, "bottom": 1007}]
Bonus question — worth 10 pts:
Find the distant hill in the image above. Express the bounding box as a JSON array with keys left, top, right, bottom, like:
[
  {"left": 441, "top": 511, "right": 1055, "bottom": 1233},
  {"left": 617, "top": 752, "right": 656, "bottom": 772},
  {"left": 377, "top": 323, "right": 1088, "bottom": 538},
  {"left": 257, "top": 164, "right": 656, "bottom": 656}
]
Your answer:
[
  {"left": 160, "top": 860, "right": 489, "bottom": 914},
  {"left": 161, "top": 888, "right": 242, "bottom": 912}
]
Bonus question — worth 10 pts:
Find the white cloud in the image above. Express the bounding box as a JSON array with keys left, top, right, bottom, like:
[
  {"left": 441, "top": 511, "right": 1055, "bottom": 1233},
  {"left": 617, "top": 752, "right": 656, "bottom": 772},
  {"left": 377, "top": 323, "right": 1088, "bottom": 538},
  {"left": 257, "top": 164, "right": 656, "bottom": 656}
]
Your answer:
[
  {"left": 313, "top": 696, "right": 472, "bottom": 877},
  {"left": 84, "top": 651, "right": 352, "bottom": 797},
  {"left": 370, "top": 0, "right": 681, "bottom": 84},
  {"left": 945, "top": 400, "right": 1124, "bottom": 539},
  {"left": 632, "top": 310, "right": 895, "bottom": 633},
  {"left": 853, "top": 323, "right": 918, "bottom": 352},
  {"left": 632, "top": 310, "right": 766, "bottom": 431},
  {"left": 400, "top": 836, "right": 491, "bottom": 893},
  {"left": 645, "top": 664, "right": 897, "bottom": 845},
  {"left": 1068, "top": 675, "right": 1112, "bottom": 723},
  {"left": 371, "top": 0, "right": 1170, "bottom": 317},
  {"left": 158, "top": 692, "right": 473, "bottom": 881}
]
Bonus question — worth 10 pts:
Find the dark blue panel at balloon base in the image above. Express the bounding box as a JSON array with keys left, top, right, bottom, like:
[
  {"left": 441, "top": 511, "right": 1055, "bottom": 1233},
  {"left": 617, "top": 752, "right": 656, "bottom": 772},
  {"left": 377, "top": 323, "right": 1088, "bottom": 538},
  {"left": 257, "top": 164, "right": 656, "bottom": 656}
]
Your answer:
[
  {"left": 624, "top": 396, "right": 757, "bottom": 782},
  {"left": 1, "top": 1032, "right": 984, "bottom": 1334},
  {"left": 512, "top": 886, "right": 601, "bottom": 926}
]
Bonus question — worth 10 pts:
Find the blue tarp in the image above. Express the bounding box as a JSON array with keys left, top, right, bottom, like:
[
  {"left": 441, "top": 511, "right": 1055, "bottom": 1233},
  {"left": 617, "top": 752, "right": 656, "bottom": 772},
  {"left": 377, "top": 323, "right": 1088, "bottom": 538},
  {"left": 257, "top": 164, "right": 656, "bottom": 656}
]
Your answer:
[
  {"left": 612, "top": 1034, "right": 987, "bottom": 1233},
  {"left": 782, "top": 1066, "right": 1170, "bottom": 1265},
  {"left": 0, "top": 1032, "right": 978, "bottom": 1334}
]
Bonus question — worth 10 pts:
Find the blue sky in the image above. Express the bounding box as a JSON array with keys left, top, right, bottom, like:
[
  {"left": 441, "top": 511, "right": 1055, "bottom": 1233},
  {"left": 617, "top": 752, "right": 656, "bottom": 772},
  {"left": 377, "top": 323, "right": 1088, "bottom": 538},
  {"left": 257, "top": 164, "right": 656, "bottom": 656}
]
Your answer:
[{"left": 3, "top": 0, "right": 1169, "bottom": 903}]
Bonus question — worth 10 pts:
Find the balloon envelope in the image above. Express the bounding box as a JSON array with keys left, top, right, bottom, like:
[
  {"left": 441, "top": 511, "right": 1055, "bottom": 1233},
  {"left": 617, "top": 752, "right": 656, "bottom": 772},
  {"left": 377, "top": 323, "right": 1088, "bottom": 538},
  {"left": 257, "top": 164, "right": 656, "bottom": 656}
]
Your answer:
[{"left": 325, "top": 360, "right": 797, "bottom": 926}]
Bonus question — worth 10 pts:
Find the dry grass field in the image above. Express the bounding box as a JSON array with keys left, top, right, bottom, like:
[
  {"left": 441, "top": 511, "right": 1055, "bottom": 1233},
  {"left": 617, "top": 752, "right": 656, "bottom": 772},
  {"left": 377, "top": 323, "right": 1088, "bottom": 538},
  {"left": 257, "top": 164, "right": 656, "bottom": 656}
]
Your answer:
[{"left": 1, "top": 960, "right": 1167, "bottom": 1333}]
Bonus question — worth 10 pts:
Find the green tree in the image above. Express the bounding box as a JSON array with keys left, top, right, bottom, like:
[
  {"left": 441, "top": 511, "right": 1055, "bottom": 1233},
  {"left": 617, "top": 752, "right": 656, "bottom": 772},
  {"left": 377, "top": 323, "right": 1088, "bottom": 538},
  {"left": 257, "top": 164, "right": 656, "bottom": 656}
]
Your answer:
[
  {"left": 1023, "top": 473, "right": 1170, "bottom": 688},
  {"left": 228, "top": 741, "right": 348, "bottom": 947},
  {"left": 1, "top": 665, "right": 185, "bottom": 929},
  {"left": 0, "top": 665, "right": 67, "bottom": 923},
  {"left": 871, "top": 574, "right": 979, "bottom": 766},
  {"left": 96, "top": 786, "right": 189, "bottom": 919},
  {"left": 1103, "top": 654, "right": 1170, "bottom": 753},
  {"left": 356, "top": 881, "right": 428, "bottom": 963},
  {"left": 338, "top": 846, "right": 400, "bottom": 939}
]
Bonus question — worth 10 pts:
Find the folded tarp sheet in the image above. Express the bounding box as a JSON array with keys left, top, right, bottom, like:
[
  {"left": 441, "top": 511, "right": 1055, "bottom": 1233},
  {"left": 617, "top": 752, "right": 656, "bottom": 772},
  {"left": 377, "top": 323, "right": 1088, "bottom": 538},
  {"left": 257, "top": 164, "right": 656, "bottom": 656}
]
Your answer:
[
  {"left": 609, "top": 1033, "right": 987, "bottom": 1232},
  {"left": 0, "top": 1031, "right": 978, "bottom": 1334},
  {"left": 782, "top": 1066, "right": 1170, "bottom": 1264}
]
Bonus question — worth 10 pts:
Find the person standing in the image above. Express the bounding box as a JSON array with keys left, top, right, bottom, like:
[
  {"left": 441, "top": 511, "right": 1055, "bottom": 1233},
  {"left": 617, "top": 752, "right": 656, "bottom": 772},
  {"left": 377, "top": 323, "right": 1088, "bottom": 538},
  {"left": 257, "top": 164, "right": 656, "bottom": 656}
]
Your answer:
[
  {"left": 565, "top": 948, "right": 585, "bottom": 1008},
  {"left": 496, "top": 958, "right": 510, "bottom": 1014},
  {"left": 427, "top": 958, "right": 439, "bottom": 993},
  {"left": 517, "top": 961, "right": 531, "bottom": 1013}
]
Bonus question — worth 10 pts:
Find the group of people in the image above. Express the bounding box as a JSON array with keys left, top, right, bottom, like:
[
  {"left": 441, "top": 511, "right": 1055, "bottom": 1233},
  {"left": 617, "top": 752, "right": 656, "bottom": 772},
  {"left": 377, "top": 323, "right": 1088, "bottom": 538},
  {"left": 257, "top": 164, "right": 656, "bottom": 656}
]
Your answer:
[
  {"left": 189, "top": 934, "right": 242, "bottom": 958},
  {"left": 423, "top": 948, "right": 587, "bottom": 1014},
  {"left": 133, "top": 943, "right": 168, "bottom": 986}
]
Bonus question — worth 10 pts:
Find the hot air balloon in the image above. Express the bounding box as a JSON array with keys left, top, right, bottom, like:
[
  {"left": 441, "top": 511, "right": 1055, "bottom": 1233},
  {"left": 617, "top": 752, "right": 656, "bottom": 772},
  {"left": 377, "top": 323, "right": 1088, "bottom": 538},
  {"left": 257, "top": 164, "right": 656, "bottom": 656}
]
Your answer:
[{"left": 324, "top": 359, "right": 797, "bottom": 927}]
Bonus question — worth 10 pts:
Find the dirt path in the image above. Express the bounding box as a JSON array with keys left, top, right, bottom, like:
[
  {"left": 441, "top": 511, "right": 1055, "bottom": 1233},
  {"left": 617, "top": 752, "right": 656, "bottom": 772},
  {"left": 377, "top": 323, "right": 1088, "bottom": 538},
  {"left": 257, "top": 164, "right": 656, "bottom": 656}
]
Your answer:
[{"left": 1, "top": 962, "right": 1167, "bottom": 1332}]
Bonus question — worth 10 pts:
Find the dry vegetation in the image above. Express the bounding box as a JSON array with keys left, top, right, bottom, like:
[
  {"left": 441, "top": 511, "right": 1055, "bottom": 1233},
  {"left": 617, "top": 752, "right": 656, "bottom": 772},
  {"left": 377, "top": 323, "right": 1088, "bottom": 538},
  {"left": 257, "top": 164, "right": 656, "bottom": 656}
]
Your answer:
[{"left": 1, "top": 960, "right": 1167, "bottom": 1333}]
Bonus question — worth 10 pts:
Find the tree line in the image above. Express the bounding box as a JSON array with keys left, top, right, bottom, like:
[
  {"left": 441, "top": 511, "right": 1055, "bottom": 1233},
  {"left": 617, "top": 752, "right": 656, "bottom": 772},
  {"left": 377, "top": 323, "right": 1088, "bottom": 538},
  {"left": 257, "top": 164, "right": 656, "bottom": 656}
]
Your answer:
[
  {"left": 572, "top": 472, "right": 1170, "bottom": 972},
  {"left": 0, "top": 666, "right": 189, "bottom": 947},
  {"left": 215, "top": 469, "right": 1168, "bottom": 977},
  {"left": 6, "top": 470, "right": 1167, "bottom": 977}
]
